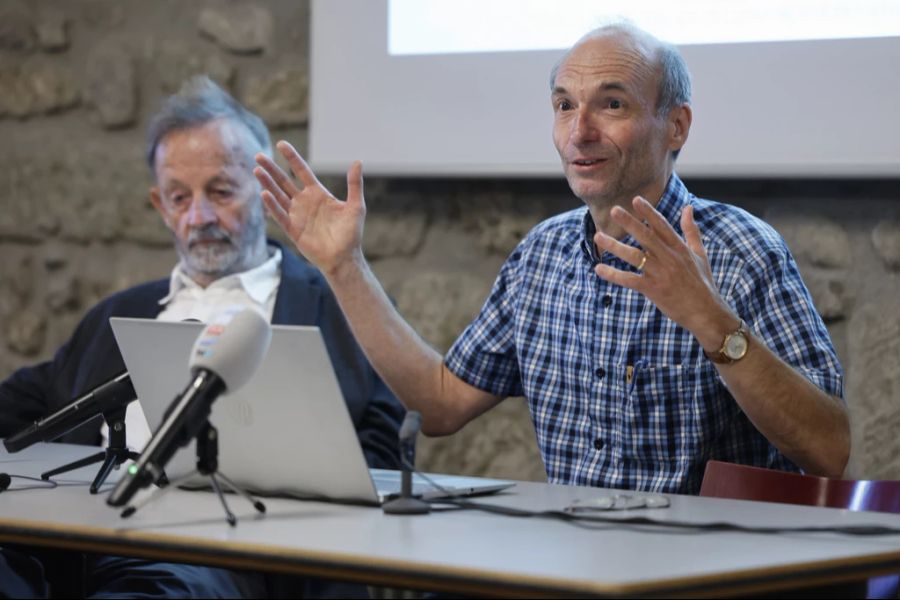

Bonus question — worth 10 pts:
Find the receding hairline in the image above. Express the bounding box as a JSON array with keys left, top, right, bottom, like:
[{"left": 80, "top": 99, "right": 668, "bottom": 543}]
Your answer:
[{"left": 550, "top": 24, "right": 667, "bottom": 89}]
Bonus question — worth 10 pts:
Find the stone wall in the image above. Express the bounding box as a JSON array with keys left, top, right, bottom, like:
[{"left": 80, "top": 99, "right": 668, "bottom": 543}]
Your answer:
[{"left": 1, "top": 1, "right": 897, "bottom": 483}]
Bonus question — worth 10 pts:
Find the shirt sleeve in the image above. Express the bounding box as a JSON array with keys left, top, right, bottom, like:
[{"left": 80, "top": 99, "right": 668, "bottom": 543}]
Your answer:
[
  {"left": 732, "top": 239, "right": 844, "bottom": 401},
  {"left": 444, "top": 245, "right": 525, "bottom": 398}
]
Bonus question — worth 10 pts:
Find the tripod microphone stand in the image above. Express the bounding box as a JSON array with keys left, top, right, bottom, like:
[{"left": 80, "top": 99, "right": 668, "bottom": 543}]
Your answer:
[
  {"left": 41, "top": 406, "right": 140, "bottom": 493},
  {"left": 120, "top": 421, "right": 266, "bottom": 526}
]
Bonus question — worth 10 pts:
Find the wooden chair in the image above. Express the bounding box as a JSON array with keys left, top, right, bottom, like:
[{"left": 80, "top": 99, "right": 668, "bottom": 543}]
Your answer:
[{"left": 700, "top": 460, "right": 900, "bottom": 599}]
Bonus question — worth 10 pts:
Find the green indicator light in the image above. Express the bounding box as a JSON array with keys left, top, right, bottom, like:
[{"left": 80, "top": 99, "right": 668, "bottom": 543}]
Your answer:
[{"left": 128, "top": 464, "right": 138, "bottom": 475}]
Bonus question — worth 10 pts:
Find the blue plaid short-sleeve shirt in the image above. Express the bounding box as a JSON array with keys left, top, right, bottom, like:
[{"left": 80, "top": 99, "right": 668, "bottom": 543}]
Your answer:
[{"left": 445, "top": 174, "right": 844, "bottom": 494}]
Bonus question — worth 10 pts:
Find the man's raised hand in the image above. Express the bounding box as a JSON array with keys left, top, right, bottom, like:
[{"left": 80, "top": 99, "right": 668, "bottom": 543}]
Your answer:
[{"left": 254, "top": 141, "right": 366, "bottom": 277}]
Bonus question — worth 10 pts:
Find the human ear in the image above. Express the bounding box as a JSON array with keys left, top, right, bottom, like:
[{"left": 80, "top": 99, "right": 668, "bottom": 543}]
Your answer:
[
  {"left": 149, "top": 188, "right": 174, "bottom": 231},
  {"left": 668, "top": 103, "right": 692, "bottom": 152}
]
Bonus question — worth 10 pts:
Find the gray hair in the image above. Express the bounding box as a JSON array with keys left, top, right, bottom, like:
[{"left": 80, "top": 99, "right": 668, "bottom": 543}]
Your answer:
[
  {"left": 656, "top": 42, "right": 691, "bottom": 117},
  {"left": 146, "top": 75, "right": 271, "bottom": 170},
  {"left": 549, "top": 24, "right": 692, "bottom": 117}
]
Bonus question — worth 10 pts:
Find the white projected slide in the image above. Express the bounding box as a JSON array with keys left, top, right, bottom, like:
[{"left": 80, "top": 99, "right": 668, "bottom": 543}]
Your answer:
[
  {"left": 390, "top": 0, "right": 900, "bottom": 54},
  {"left": 311, "top": 0, "right": 900, "bottom": 177}
]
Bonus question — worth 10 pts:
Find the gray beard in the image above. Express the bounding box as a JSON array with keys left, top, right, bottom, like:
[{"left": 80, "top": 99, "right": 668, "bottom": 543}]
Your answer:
[
  {"left": 185, "top": 237, "right": 241, "bottom": 276},
  {"left": 178, "top": 222, "right": 265, "bottom": 281}
]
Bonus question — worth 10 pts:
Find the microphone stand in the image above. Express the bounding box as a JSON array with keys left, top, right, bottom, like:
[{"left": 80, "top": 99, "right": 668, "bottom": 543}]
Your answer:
[
  {"left": 120, "top": 421, "right": 266, "bottom": 526},
  {"left": 41, "top": 406, "right": 140, "bottom": 494},
  {"left": 383, "top": 412, "right": 431, "bottom": 515}
]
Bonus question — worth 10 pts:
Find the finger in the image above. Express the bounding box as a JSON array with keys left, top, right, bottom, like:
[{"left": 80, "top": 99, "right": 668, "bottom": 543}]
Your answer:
[
  {"left": 632, "top": 196, "right": 683, "bottom": 247},
  {"left": 261, "top": 190, "right": 291, "bottom": 233},
  {"left": 594, "top": 230, "right": 645, "bottom": 269},
  {"left": 345, "top": 161, "right": 365, "bottom": 211},
  {"left": 254, "top": 166, "right": 293, "bottom": 214},
  {"left": 594, "top": 262, "right": 644, "bottom": 291},
  {"left": 275, "top": 141, "right": 321, "bottom": 189},
  {"left": 255, "top": 152, "right": 300, "bottom": 199},
  {"left": 609, "top": 205, "right": 662, "bottom": 254},
  {"left": 681, "top": 205, "right": 708, "bottom": 260}
]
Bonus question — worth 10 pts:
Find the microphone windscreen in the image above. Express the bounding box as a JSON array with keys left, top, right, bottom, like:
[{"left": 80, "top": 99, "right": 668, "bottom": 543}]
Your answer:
[
  {"left": 399, "top": 411, "right": 422, "bottom": 442},
  {"left": 0, "top": 473, "right": 10, "bottom": 492},
  {"left": 188, "top": 307, "right": 272, "bottom": 392}
]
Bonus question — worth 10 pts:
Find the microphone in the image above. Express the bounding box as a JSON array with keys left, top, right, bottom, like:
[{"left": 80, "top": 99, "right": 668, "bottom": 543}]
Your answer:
[
  {"left": 106, "top": 308, "right": 271, "bottom": 507},
  {"left": 399, "top": 411, "right": 421, "bottom": 440},
  {"left": 4, "top": 371, "right": 136, "bottom": 453},
  {"left": 383, "top": 411, "right": 430, "bottom": 515}
]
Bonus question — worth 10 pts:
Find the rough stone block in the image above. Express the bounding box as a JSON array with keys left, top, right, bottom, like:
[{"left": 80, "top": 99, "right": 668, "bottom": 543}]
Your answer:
[
  {"left": 0, "top": 3, "right": 36, "bottom": 52},
  {"left": 45, "top": 272, "right": 80, "bottom": 312},
  {"left": 42, "top": 241, "right": 69, "bottom": 271},
  {"left": 847, "top": 298, "right": 900, "bottom": 479},
  {"left": 120, "top": 194, "right": 173, "bottom": 247},
  {"left": 0, "top": 63, "right": 33, "bottom": 117},
  {"left": 393, "top": 271, "right": 491, "bottom": 352},
  {"left": 0, "top": 248, "right": 33, "bottom": 319},
  {"left": 24, "top": 60, "right": 80, "bottom": 114},
  {"left": 243, "top": 67, "right": 308, "bottom": 127},
  {"left": 765, "top": 211, "right": 851, "bottom": 269},
  {"left": 198, "top": 4, "right": 273, "bottom": 54},
  {"left": 362, "top": 194, "right": 428, "bottom": 259},
  {"left": 463, "top": 192, "right": 553, "bottom": 257},
  {"left": 418, "top": 397, "right": 546, "bottom": 482},
  {"left": 804, "top": 271, "right": 849, "bottom": 322},
  {"left": 872, "top": 218, "right": 900, "bottom": 271},
  {"left": 0, "top": 160, "right": 52, "bottom": 241},
  {"left": 1, "top": 151, "right": 163, "bottom": 245},
  {"left": 857, "top": 410, "right": 900, "bottom": 480},
  {"left": 85, "top": 39, "right": 138, "bottom": 128},
  {"left": 0, "top": 59, "right": 79, "bottom": 118},
  {"left": 44, "top": 159, "right": 123, "bottom": 243},
  {"left": 5, "top": 309, "right": 45, "bottom": 356},
  {"left": 152, "top": 40, "right": 234, "bottom": 94},
  {"left": 82, "top": 1, "right": 125, "bottom": 29},
  {"left": 37, "top": 8, "right": 69, "bottom": 51}
]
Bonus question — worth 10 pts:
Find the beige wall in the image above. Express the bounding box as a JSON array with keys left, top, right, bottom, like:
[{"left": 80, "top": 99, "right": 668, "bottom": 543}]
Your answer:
[{"left": 1, "top": 1, "right": 897, "bottom": 482}]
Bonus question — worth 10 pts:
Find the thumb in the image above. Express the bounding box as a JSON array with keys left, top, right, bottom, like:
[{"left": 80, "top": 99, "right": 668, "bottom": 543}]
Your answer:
[{"left": 346, "top": 160, "right": 366, "bottom": 212}]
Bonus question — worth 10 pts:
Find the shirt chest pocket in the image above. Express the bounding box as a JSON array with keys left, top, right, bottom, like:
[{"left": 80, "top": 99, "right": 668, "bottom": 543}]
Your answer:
[{"left": 623, "top": 362, "right": 733, "bottom": 464}]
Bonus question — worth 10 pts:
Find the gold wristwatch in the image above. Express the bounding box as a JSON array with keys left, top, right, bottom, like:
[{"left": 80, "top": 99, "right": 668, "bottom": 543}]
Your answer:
[{"left": 704, "top": 320, "right": 750, "bottom": 364}]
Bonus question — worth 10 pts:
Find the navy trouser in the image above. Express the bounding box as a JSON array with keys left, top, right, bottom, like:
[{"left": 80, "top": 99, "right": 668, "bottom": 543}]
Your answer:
[
  {"left": 1, "top": 546, "right": 372, "bottom": 598},
  {"left": 0, "top": 547, "right": 265, "bottom": 599}
]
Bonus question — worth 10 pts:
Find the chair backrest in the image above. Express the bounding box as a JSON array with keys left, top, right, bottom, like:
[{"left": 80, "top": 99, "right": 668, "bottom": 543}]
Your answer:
[
  {"left": 700, "top": 460, "right": 900, "bottom": 600},
  {"left": 699, "top": 460, "right": 900, "bottom": 514}
]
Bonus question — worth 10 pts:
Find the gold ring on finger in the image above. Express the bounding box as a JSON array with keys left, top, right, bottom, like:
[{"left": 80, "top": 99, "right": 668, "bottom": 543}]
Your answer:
[{"left": 636, "top": 252, "right": 648, "bottom": 271}]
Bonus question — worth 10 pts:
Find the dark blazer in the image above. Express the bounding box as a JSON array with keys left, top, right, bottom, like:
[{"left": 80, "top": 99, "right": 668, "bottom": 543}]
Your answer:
[{"left": 0, "top": 244, "right": 404, "bottom": 469}]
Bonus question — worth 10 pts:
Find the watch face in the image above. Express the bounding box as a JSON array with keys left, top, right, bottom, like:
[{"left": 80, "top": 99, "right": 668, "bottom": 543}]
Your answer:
[{"left": 725, "top": 332, "right": 749, "bottom": 360}]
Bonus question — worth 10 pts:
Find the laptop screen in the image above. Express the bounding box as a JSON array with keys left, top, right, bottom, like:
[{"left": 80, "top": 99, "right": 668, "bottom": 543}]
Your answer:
[{"left": 110, "top": 318, "right": 381, "bottom": 503}]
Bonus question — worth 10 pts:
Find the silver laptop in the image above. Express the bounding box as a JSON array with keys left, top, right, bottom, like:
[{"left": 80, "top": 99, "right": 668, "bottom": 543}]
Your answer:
[{"left": 109, "top": 318, "right": 514, "bottom": 505}]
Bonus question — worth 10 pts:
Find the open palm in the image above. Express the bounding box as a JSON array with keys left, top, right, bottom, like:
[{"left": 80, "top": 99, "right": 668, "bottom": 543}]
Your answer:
[{"left": 254, "top": 141, "right": 365, "bottom": 275}]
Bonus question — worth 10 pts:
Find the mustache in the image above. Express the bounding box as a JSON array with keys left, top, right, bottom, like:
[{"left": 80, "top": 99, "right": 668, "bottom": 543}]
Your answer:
[{"left": 187, "top": 226, "right": 233, "bottom": 246}]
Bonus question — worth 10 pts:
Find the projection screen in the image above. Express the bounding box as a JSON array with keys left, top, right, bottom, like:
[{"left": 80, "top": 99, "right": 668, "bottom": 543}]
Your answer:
[{"left": 309, "top": 0, "right": 900, "bottom": 178}]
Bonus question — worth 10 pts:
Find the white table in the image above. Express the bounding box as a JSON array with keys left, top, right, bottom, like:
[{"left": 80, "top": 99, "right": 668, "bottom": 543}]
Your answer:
[{"left": 2, "top": 443, "right": 899, "bottom": 597}]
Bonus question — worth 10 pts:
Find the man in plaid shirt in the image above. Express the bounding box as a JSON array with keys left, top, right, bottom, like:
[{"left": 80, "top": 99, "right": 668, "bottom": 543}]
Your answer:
[{"left": 254, "top": 24, "right": 850, "bottom": 492}]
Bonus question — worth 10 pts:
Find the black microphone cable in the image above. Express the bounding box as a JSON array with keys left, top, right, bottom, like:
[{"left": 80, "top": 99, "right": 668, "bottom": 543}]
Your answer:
[{"left": 402, "top": 457, "right": 900, "bottom": 537}]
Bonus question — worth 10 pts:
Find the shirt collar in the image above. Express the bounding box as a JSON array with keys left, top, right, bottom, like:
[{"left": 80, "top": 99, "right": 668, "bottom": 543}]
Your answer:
[
  {"left": 579, "top": 173, "right": 689, "bottom": 264},
  {"left": 158, "top": 246, "right": 283, "bottom": 306},
  {"left": 580, "top": 211, "right": 601, "bottom": 265}
]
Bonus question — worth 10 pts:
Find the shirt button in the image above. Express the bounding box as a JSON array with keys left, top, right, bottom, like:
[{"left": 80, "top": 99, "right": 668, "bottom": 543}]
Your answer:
[
  {"left": 602, "top": 294, "right": 612, "bottom": 307},
  {"left": 594, "top": 367, "right": 606, "bottom": 379},
  {"left": 593, "top": 438, "right": 604, "bottom": 450}
]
